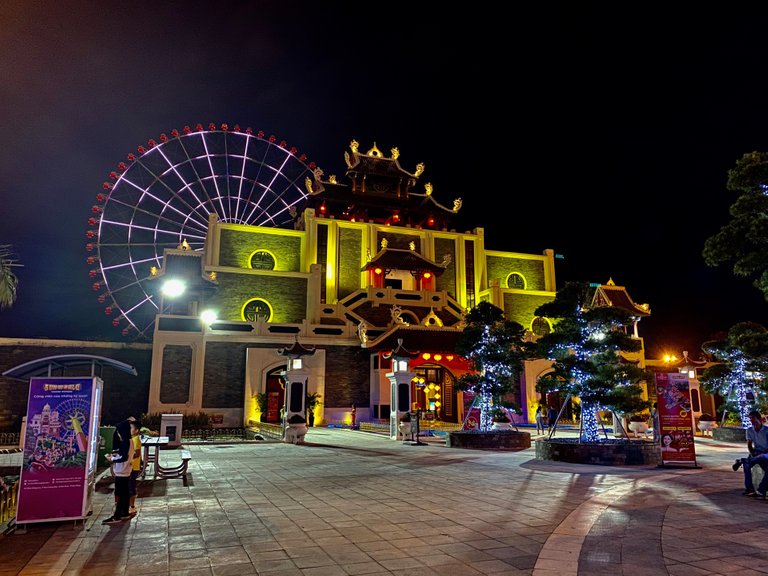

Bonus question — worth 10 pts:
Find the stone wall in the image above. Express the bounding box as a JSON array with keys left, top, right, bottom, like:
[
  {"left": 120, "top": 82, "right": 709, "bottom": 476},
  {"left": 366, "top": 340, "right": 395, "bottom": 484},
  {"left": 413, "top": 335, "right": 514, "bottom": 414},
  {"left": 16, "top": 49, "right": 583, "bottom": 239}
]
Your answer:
[{"left": 0, "top": 339, "right": 152, "bottom": 430}]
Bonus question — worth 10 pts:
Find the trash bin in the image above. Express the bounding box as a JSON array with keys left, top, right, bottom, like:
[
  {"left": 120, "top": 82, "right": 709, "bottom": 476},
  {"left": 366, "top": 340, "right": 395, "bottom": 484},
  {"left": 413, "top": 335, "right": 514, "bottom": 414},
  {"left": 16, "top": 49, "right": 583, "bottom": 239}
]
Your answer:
[
  {"left": 97, "top": 426, "right": 115, "bottom": 468},
  {"left": 160, "top": 414, "right": 183, "bottom": 447}
]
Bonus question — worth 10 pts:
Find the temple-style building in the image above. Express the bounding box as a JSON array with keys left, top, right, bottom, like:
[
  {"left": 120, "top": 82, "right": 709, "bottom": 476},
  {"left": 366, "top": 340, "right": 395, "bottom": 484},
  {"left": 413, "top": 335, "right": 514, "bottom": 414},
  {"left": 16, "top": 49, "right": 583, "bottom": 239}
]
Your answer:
[{"left": 146, "top": 141, "right": 560, "bottom": 430}]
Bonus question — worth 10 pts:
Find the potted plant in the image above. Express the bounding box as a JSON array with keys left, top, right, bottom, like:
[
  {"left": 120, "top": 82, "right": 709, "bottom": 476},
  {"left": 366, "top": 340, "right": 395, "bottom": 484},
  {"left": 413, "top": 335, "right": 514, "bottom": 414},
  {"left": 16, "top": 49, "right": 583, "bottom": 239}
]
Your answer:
[
  {"left": 253, "top": 392, "right": 269, "bottom": 422},
  {"left": 697, "top": 413, "right": 717, "bottom": 435},
  {"left": 305, "top": 392, "right": 322, "bottom": 427},
  {"left": 627, "top": 414, "right": 649, "bottom": 437}
]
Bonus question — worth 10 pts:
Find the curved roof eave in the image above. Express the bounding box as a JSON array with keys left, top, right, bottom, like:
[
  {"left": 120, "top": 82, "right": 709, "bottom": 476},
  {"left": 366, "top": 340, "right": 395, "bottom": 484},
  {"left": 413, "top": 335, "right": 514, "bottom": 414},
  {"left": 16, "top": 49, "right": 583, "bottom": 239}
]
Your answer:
[{"left": 2, "top": 354, "right": 138, "bottom": 381}]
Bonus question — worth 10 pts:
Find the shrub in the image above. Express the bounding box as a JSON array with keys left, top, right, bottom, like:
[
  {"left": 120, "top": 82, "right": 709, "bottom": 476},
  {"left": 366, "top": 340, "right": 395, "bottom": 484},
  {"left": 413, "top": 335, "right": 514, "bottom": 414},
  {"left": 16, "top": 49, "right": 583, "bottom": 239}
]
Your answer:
[{"left": 492, "top": 408, "right": 511, "bottom": 422}]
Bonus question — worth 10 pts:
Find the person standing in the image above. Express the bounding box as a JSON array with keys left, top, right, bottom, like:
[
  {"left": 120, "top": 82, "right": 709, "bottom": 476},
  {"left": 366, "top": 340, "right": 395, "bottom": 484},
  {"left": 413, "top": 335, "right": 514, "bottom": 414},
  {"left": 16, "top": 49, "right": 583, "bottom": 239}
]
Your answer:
[
  {"left": 547, "top": 406, "right": 558, "bottom": 435},
  {"left": 128, "top": 418, "right": 142, "bottom": 517},
  {"left": 535, "top": 405, "right": 545, "bottom": 434},
  {"left": 102, "top": 419, "right": 134, "bottom": 525},
  {"left": 650, "top": 402, "right": 660, "bottom": 443},
  {"left": 732, "top": 410, "right": 768, "bottom": 498}
]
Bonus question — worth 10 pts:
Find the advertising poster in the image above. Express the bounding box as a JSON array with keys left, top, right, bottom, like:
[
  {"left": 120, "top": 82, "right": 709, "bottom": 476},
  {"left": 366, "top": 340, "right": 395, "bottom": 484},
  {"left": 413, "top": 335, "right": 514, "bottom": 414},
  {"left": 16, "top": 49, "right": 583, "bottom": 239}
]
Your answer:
[
  {"left": 462, "top": 391, "right": 480, "bottom": 430},
  {"left": 16, "top": 377, "right": 100, "bottom": 523},
  {"left": 655, "top": 372, "right": 697, "bottom": 466}
]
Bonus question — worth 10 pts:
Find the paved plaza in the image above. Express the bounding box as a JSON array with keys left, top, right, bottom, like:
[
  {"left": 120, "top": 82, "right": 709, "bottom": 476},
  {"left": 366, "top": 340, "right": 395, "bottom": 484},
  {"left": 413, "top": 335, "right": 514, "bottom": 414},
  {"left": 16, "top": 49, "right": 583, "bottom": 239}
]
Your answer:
[{"left": 0, "top": 428, "right": 764, "bottom": 576}]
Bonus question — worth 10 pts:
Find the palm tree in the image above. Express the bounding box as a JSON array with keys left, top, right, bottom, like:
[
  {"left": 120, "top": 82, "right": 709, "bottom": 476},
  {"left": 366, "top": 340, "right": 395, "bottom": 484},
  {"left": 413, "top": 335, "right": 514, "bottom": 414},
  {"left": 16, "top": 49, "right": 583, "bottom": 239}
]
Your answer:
[{"left": 0, "top": 245, "right": 21, "bottom": 310}]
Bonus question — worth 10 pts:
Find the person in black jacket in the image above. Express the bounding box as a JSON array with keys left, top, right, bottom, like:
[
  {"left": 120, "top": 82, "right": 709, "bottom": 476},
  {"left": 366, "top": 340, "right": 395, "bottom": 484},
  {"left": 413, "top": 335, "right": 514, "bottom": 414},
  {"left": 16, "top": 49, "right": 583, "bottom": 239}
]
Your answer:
[{"left": 102, "top": 419, "right": 134, "bottom": 525}]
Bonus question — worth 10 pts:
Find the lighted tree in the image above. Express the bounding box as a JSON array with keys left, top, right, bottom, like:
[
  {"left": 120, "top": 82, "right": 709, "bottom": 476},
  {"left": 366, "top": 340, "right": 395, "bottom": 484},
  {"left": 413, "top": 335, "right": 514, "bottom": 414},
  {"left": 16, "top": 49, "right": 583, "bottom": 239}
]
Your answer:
[
  {"left": 699, "top": 322, "right": 768, "bottom": 428},
  {"left": 455, "top": 301, "right": 533, "bottom": 431},
  {"left": 703, "top": 151, "right": 768, "bottom": 299},
  {"left": 534, "top": 281, "right": 649, "bottom": 442},
  {"left": 0, "top": 245, "right": 20, "bottom": 310}
]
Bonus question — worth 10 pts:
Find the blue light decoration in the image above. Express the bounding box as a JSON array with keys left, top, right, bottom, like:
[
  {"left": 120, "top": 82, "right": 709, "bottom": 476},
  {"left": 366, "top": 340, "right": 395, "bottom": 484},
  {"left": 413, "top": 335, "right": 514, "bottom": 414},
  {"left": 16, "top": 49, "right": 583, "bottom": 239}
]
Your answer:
[{"left": 700, "top": 322, "right": 768, "bottom": 429}]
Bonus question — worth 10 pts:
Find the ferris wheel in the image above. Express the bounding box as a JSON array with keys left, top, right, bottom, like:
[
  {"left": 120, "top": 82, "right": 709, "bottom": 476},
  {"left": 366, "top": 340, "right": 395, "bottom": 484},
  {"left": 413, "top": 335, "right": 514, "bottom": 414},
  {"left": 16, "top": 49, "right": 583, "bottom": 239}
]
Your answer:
[{"left": 86, "top": 123, "right": 317, "bottom": 340}]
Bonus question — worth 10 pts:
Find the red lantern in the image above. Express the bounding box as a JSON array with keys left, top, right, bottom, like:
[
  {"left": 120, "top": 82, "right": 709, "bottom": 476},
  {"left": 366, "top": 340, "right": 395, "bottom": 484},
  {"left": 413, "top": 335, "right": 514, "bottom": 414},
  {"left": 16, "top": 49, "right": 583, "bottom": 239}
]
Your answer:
[
  {"left": 195, "top": 123, "right": 203, "bottom": 131},
  {"left": 109, "top": 171, "right": 118, "bottom": 180},
  {"left": 137, "top": 146, "right": 146, "bottom": 154},
  {"left": 279, "top": 140, "right": 287, "bottom": 148},
  {"left": 96, "top": 193, "right": 106, "bottom": 202},
  {"left": 233, "top": 124, "right": 241, "bottom": 132},
  {"left": 112, "top": 318, "right": 120, "bottom": 326},
  {"left": 159, "top": 133, "right": 168, "bottom": 142},
  {"left": 105, "top": 307, "right": 112, "bottom": 315},
  {"left": 117, "top": 162, "right": 127, "bottom": 171},
  {"left": 309, "top": 162, "right": 316, "bottom": 169},
  {"left": 290, "top": 147, "right": 298, "bottom": 154},
  {"left": 299, "top": 154, "right": 307, "bottom": 162},
  {"left": 92, "top": 282, "right": 101, "bottom": 290},
  {"left": 183, "top": 126, "right": 192, "bottom": 134},
  {"left": 86, "top": 230, "right": 95, "bottom": 238},
  {"left": 256, "top": 130, "right": 264, "bottom": 138},
  {"left": 245, "top": 127, "right": 252, "bottom": 135},
  {"left": 86, "top": 243, "right": 95, "bottom": 252},
  {"left": 102, "top": 182, "right": 112, "bottom": 190},
  {"left": 122, "top": 328, "right": 130, "bottom": 336},
  {"left": 86, "top": 256, "right": 96, "bottom": 264},
  {"left": 147, "top": 139, "right": 156, "bottom": 148},
  {"left": 89, "top": 269, "right": 97, "bottom": 278},
  {"left": 97, "top": 294, "right": 106, "bottom": 304},
  {"left": 127, "top": 153, "right": 135, "bottom": 161},
  {"left": 208, "top": 123, "right": 216, "bottom": 131},
  {"left": 268, "top": 135, "right": 276, "bottom": 143},
  {"left": 221, "top": 123, "right": 228, "bottom": 131},
  {"left": 171, "top": 129, "right": 180, "bottom": 138}
]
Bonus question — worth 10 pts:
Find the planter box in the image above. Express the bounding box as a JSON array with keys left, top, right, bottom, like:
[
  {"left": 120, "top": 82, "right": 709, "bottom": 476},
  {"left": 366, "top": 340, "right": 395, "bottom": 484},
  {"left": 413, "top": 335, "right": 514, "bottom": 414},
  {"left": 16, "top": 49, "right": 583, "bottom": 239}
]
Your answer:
[
  {"left": 712, "top": 426, "right": 747, "bottom": 443},
  {"left": 535, "top": 438, "right": 660, "bottom": 466},
  {"left": 446, "top": 430, "right": 531, "bottom": 451}
]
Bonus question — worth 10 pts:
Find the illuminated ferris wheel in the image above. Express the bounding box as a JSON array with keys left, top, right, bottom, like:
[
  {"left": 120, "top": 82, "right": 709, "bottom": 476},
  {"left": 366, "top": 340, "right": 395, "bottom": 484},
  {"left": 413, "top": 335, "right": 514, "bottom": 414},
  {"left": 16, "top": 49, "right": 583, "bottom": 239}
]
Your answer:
[{"left": 86, "top": 123, "right": 316, "bottom": 340}]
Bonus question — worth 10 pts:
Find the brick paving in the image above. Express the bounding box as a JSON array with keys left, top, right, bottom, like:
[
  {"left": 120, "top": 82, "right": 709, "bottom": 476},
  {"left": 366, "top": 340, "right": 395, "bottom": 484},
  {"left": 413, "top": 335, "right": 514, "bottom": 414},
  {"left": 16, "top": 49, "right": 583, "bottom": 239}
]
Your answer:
[{"left": 0, "top": 428, "right": 762, "bottom": 576}]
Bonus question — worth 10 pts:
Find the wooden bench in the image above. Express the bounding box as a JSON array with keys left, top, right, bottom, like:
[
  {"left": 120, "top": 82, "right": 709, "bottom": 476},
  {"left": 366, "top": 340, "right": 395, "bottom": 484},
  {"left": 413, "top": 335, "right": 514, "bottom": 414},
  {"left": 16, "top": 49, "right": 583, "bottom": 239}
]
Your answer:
[{"left": 155, "top": 449, "right": 192, "bottom": 481}]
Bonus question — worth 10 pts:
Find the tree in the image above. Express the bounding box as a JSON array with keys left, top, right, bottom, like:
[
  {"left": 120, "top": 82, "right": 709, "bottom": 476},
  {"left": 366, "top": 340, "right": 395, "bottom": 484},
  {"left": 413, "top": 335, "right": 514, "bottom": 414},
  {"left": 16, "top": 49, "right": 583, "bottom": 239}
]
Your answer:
[
  {"left": 699, "top": 321, "right": 768, "bottom": 428},
  {"left": 454, "top": 301, "right": 533, "bottom": 431},
  {"left": 0, "top": 245, "right": 20, "bottom": 310},
  {"left": 534, "top": 281, "right": 650, "bottom": 442},
  {"left": 702, "top": 151, "right": 768, "bottom": 299}
]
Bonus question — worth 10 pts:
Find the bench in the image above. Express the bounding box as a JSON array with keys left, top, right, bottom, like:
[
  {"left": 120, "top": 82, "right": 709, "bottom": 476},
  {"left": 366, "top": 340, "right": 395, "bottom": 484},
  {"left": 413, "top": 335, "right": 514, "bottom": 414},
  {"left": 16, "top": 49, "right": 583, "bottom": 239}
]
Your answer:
[{"left": 155, "top": 449, "right": 192, "bottom": 481}]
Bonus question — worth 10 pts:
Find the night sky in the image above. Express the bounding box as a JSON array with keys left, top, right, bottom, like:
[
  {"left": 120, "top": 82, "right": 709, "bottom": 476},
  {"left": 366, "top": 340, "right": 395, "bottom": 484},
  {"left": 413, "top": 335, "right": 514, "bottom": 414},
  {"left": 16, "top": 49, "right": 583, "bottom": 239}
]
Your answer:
[{"left": 3, "top": 2, "right": 768, "bottom": 359}]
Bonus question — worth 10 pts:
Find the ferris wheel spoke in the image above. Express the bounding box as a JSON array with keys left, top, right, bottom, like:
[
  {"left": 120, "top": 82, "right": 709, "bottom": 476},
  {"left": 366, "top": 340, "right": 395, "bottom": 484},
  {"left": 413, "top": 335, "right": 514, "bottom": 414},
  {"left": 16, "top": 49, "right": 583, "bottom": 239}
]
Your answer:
[
  {"left": 90, "top": 124, "right": 314, "bottom": 340},
  {"left": 129, "top": 154, "right": 214, "bottom": 229},
  {"left": 174, "top": 135, "right": 225, "bottom": 222},
  {"left": 104, "top": 184, "right": 211, "bottom": 235}
]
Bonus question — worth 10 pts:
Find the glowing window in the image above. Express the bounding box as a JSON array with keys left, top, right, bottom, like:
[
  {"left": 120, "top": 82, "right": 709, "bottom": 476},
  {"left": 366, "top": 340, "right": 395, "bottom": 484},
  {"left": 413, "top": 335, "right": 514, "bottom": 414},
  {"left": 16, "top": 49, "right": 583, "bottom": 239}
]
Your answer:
[
  {"left": 243, "top": 298, "right": 272, "bottom": 322},
  {"left": 507, "top": 272, "right": 526, "bottom": 290},
  {"left": 531, "top": 316, "right": 551, "bottom": 337},
  {"left": 250, "top": 250, "right": 275, "bottom": 270}
]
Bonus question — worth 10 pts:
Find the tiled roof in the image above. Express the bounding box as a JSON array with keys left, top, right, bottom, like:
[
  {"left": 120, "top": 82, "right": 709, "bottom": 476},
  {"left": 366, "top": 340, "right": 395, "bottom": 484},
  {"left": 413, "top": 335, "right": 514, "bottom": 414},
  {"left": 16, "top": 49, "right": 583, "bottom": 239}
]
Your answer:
[
  {"left": 362, "top": 248, "right": 446, "bottom": 275},
  {"left": 364, "top": 325, "right": 464, "bottom": 353}
]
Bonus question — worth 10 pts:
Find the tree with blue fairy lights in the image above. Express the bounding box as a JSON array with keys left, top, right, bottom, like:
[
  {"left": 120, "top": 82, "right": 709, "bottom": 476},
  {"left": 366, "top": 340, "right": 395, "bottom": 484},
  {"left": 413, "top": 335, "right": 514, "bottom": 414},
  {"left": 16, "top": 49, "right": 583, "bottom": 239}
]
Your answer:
[
  {"left": 455, "top": 301, "right": 534, "bottom": 431},
  {"left": 533, "top": 281, "right": 650, "bottom": 442},
  {"left": 699, "top": 322, "right": 768, "bottom": 428}
]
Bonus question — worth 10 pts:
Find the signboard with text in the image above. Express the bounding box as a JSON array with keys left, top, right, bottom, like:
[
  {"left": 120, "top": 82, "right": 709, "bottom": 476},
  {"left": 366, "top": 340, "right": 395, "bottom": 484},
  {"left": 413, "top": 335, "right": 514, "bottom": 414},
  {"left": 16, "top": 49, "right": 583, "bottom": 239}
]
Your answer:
[
  {"left": 655, "top": 372, "right": 697, "bottom": 466},
  {"left": 16, "top": 377, "right": 103, "bottom": 523}
]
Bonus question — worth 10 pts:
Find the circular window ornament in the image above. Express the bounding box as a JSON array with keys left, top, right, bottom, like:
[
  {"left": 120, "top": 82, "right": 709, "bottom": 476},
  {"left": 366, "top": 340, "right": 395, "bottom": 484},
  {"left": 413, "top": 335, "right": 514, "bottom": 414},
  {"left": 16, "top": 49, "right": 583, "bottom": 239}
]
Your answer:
[
  {"left": 243, "top": 298, "right": 273, "bottom": 322},
  {"left": 250, "top": 250, "right": 276, "bottom": 270},
  {"left": 531, "top": 316, "right": 551, "bottom": 337},
  {"left": 506, "top": 272, "right": 526, "bottom": 290}
]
